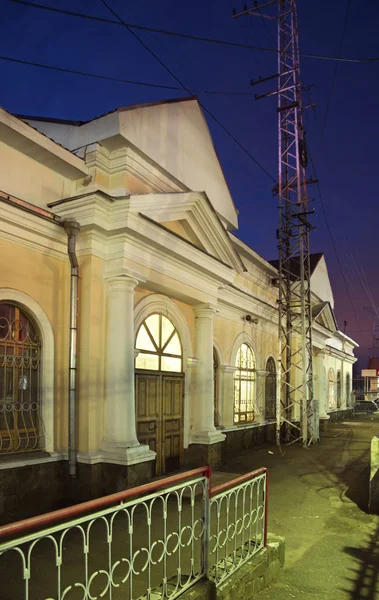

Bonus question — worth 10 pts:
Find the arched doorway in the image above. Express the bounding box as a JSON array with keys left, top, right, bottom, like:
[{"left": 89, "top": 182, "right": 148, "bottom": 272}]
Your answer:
[
  {"left": 135, "top": 313, "right": 184, "bottom": 475},
  {"left": 0, "top": 303, "right": 41, "bottom": 454},
  {"left": 265, "top": 357, "right": 276, "bottom": 420}
]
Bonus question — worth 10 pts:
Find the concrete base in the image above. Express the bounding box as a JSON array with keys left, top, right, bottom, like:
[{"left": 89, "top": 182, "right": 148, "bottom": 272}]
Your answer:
[
  {"left": 319, "top": 417, "right": 330, "bottom": 432},
  {"left": 184, "top": 442, "right": 223, "bottom": 470},
  {"left": 0, "top": 458, "right": 154, "bottom": 525},
  {"left": 222, "top": 423, "right": 276, "bottom": 461},
  {"left": 327, "top": 408, "right": 354, "bottom": 423},
  {"left": 174, "top": 534, "right": 284, "bottom": 600}
]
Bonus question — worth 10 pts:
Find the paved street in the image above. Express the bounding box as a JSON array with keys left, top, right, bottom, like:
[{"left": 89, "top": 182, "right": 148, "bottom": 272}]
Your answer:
[{"left": 218, "top": 415, "right": 379, "bottom": 600}]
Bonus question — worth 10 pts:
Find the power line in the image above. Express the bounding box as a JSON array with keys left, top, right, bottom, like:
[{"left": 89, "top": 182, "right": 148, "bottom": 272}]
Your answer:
[
  {"left": 97, "top": 0, "right": 275, "bottom": 182},
  {"left": 0, "top": 54, "right": 257, "bottom": 97},
  {"left": 321, "top": 0, "right": 352, "bottom": 135},
  {"left": 307, "top": 145, "right": 363, "bottom": 333},
  {"left": 8, "top": 0, "right": 379, "bottom": 64}
]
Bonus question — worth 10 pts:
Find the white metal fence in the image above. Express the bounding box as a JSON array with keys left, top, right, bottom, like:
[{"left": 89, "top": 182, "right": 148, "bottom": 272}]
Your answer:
[{"left": 0, "top": 466, "right": 267, "bottom": 600}]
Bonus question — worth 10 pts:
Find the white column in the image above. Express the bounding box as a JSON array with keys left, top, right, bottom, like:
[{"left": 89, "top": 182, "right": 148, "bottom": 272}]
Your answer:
[
  {"left": 192, "top": 304, "right": 225, "bottom": 444},
  {"left": 100, "top": 274, "right": 155, "bottom": 464},
  {"left": 256, "top": 370, "right": 269, "bottom": 421},
  {"left": 314, "top": 351, "right": 328, "bottom": 419}
]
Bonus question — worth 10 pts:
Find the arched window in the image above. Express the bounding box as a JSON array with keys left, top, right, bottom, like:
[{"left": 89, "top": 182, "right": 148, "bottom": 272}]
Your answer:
[
  {"left": 234, "top": 343, "right": 255, "bottom": 424},
  {"left": 265, "top": 357, "right": 276, "bottom": 420},
  {"left": 213, "top": 348, "right": 220, "bottom": 427},
  {"left": 336, "top": 370, "right": 341, "bottom": 408},
  {"left": 328, "top": 368, "right": 335, "bottom": 410},
  {"left": 346, "top": 373, "right": 351, "bottom": 406},
  {"left": 0, "top": 303, "right": 41, "bottom": 453},
  {"left": 135, "top": 314, "right": 182, "bottom": 372}
]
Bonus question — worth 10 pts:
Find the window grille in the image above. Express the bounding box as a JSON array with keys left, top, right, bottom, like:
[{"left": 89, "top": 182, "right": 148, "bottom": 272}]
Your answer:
[
  {"left": 0, "top": 303, "right": 42, "bottom": 453},
  {"left": 234, "top": 344, "right": 255, "bottom": 424}
]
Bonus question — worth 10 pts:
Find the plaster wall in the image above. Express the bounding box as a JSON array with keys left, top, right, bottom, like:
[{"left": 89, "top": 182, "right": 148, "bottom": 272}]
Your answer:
[
  {"left": 0, "top": 140, "right": 75, "bottom": 206},
  {"left": 0, "top": 237, "right": 70, "bottom": 450}
]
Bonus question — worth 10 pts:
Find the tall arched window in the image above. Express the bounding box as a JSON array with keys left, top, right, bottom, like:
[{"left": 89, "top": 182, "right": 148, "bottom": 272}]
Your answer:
[
  {"left": 328, "top": 368, "right": 335, "bottom": 410},
  {"left": 336, "top": 370, "right": 341, "bottom": 408},
  {"left": 234, "top": 343, "right": 255, "bottom": 424},
  {"left": 0, "top": 303, "right": 41, "bottom": 453},
  {"left": 265, "top": 357, "right": 276, "bottom": 420},
  {"left": 135, "top": 314, "right": 182, "bottom": 372},
  {"left": 346, "top": 372, "right": 351, "bottom": 406}
]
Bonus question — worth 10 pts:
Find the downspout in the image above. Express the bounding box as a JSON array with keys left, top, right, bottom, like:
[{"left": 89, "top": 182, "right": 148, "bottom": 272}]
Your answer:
[{"left": 63, "top": 220, "right": 81, "bottom": 478}]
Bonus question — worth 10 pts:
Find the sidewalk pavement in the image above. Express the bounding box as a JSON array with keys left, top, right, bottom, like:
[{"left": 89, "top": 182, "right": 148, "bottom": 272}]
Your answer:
[{"left": 215, "top": 415, "right": 379, "bottom": 600}]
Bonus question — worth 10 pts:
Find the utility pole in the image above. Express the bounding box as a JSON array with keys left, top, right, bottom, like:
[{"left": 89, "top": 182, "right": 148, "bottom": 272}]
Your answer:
[
  {"left": 233, "top": 0, "right": 315, "bottom": 446},
  {"left": 364, "top": 306, "right": 379, "bottom": 353}
]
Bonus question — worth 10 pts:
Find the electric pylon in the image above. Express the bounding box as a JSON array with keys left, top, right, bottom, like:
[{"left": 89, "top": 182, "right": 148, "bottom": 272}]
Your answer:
[{"left": 234, "top": 0, "right": 315, "bottom": 446}]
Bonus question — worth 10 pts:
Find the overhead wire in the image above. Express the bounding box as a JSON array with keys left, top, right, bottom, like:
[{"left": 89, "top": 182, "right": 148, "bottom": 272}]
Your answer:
[
  {"left": 321, "top": 0, "right": 351, "bottom": 136},
  {"left": 0, "top": 54, "right": 258, "bottom": 96},
  {"left": 307, "top": 145, "right": 364, "bottom": 333},
  {"left": 7, "top": 0, "right": 379, "bottom": 64},
  {"left": 97, "top": 0, "right": 275, "bottom": 182}
]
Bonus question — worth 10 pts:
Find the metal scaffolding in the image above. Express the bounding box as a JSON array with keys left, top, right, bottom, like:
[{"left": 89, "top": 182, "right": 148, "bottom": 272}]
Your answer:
[{"left": 234, "top": 0, "right": 315, "bottom": 446}]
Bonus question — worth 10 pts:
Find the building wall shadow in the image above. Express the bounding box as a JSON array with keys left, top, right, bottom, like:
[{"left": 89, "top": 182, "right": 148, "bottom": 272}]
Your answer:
[{"left": 342, "top": 523, "right": 379, "bottom": 599}]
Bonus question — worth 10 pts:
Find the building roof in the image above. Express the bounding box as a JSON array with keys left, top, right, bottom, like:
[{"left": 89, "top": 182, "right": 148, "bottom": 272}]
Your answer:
[
  {"left": 17, "top": 96, "right": 196, "bottom": 128},
  {"left": 21, "top": 96, "right": 239, "bottom": 230},
  {"left": 268, "top": 253, "right": 323, "bottom": 280}
]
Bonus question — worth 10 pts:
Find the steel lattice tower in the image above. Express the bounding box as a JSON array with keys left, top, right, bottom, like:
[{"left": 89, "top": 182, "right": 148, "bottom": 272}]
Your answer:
[{"left": 234, "top": 0, "right": 315, "bottom": 446}]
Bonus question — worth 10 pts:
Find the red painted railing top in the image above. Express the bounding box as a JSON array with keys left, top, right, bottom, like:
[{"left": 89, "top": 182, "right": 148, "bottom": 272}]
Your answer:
[
  {"left": 0, "top": 465, "right": 211, "bottom": 540},
  {"left": 0, "top": 464, "right": 268, "bottom": 542},
  {"left": 210, "top": 467, "right": 267, "bottom": 497}
]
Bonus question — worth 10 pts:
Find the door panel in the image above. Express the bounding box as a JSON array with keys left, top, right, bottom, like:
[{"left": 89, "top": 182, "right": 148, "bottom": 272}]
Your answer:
[
  {"left": 136, "top": 371, "right": 184, "bottom": 475},
  {"left": 135, "top": 374, "right": 161, "bottom": 473},
  {"left": 162, "top": 375, "right": 183, "bottom": 473}
]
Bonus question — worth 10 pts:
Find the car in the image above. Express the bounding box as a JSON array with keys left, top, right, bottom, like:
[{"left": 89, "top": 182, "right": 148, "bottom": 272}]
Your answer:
[
  {"left": 374, "top": 398, "right": 379, "bottom": 407},
  {"left": 353, "top": 400, "right": 379, "bottom": 414}
]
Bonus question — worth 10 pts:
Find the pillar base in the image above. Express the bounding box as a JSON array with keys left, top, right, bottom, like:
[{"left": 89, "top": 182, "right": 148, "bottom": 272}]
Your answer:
[
  {"left": 98, "top": 441, "right": 156, "bottom": 466},
  {"left": 191, "top": 430, "right": 226, "bottom": 445}
]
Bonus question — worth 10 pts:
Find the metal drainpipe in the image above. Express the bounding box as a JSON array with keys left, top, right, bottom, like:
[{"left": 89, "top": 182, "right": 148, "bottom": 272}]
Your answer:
[{"left": 63, "top": 220, "right": 81, "bottom": 479}]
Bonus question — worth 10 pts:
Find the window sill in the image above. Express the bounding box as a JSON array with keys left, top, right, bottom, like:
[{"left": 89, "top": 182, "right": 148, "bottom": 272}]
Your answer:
[
  {"left": 0, "top": 451, "right": 65, "bottom": 470},
  {"left": 222, "top": 420, "right": 275, "bottom": 433}
]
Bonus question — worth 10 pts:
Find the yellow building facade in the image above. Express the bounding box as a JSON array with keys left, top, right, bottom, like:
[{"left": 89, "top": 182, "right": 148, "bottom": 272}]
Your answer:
[{"left": 0, "top": 99, "right": 357, "bottom": 522}]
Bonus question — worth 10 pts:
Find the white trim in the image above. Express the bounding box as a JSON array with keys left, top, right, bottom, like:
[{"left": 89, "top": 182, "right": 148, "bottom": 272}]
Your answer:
[
  {"left": 0, "top": 452, "right": 64, "bottom": 471},
  {"left": 229, "top": 331, "right": 257, "bottom": 366},
  {"left": 0, "top": 289, "right": 55, "bottom": 454},
  {"left": 134, "top": 294, "right": 193, "bottom": 448},
  {"left": 222, "top": 420, "right": 275, "bottom": 433}
]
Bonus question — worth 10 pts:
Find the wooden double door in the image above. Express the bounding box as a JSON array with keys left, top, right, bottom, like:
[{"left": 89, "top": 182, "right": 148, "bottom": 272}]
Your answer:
[{"left": 135, "top": 371, "right": 184, "bottom": 475}]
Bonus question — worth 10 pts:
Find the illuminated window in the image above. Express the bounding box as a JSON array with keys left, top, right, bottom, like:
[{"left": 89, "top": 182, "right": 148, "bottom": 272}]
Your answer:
[
  {"left": 346, "top": 373, "right": 350, "bottom": 406},
  {"left": 0, "top": 303, "right": 41, "bottom": 454},
  {"left": 336, "top": 370, "right": 341, "bottom": 408},
  {"left": 328, "top": 368, "right": 335, "bottom": 409},
  {"left": 135, "top": 314, "right": 182, "bottom": 372},
  {"left": 265, "top": 357, "right": 276, "bottom": 420},
  {"left": 234, "top": 343, "right": 255, "bottom": 424}
]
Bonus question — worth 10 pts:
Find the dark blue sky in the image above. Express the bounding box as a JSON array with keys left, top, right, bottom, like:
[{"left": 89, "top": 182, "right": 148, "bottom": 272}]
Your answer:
[{"left": 1, "top": 0, "right": 378, "bottom": 367}]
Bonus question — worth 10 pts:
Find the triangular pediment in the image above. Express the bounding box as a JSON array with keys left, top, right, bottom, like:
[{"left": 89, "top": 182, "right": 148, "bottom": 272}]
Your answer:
[
  {"left": 128, "top": 191, "right": 244, "bottom": 271},
  {"left": 160, "top": 219, "right": 206, "bottom": 251},
  {"left": 312, "top": 301, "right": 338, "bottom": 333}
]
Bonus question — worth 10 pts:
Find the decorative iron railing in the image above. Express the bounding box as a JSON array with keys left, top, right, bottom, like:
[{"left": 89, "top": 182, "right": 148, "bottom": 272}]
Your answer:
[
  {"left": 0, "top": 466, "right": 268, "bottom": 599},
  {"left": 209, "top": 468, "right": 268, "bottom": 585}
]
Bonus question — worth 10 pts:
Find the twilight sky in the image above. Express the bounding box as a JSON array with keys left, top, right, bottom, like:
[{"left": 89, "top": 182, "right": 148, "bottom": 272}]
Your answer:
[{"left": 1, "top": 0, "right": 378, "bottom": 368}]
